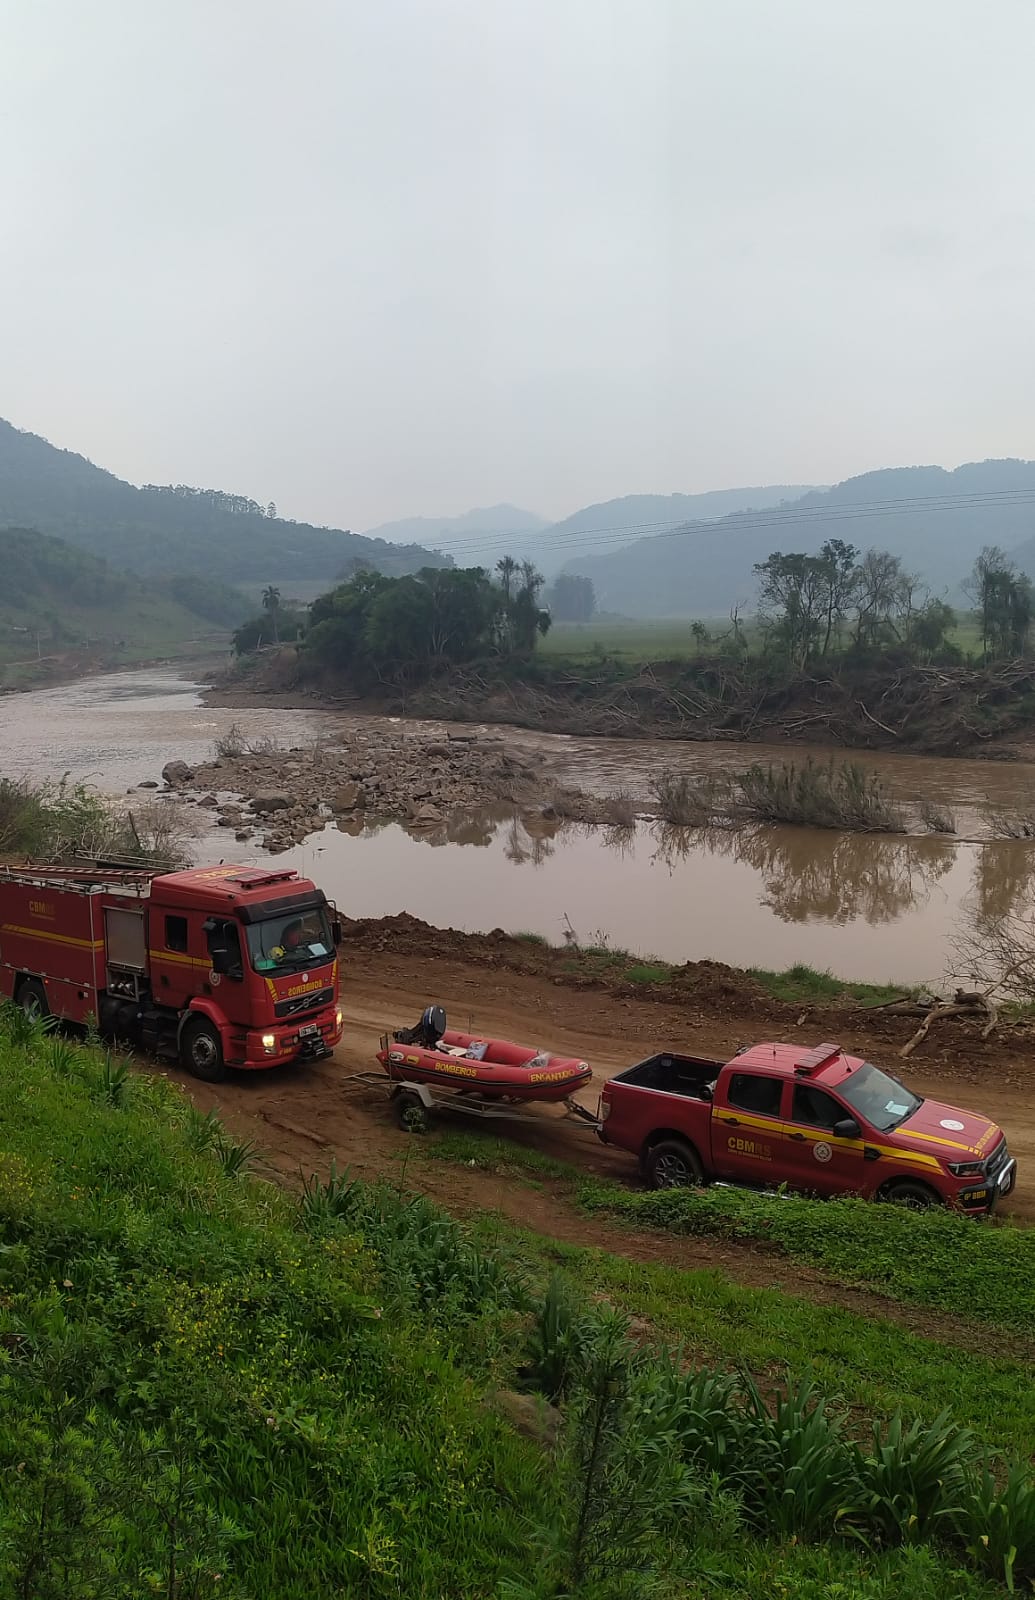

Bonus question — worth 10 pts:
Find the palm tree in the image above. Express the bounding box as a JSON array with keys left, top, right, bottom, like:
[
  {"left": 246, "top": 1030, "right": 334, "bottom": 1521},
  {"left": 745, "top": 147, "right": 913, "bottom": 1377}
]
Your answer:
[
  {"left": 261, "top": 585, "right": 282, "bottom": 644},
  {"left": 495, "top": 555, "right": 518, "bottom": 599}
]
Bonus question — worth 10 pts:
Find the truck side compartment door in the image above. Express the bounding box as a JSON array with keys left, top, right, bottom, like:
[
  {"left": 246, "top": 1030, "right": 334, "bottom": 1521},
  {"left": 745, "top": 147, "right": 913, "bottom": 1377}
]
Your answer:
[{"left": 712, "top": 1071, "right": 789, "bottom": 1183}]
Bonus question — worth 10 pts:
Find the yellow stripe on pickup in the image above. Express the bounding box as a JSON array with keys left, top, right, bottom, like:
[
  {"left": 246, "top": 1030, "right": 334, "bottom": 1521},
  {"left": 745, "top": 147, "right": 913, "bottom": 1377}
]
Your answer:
[{"left": 713, "top": 1110, "right": 943, "bottom": 1172}]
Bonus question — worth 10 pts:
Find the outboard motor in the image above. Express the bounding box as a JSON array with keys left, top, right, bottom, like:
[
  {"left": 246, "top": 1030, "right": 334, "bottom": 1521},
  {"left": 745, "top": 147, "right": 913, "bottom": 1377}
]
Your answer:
[{"left": 393, "top": 1004, "right": 447, "bottom": 1049}]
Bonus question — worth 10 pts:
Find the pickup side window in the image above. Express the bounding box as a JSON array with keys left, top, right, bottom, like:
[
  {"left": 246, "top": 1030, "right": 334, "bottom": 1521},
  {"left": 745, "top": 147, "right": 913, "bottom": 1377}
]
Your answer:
[
  {"left": 165, "top": 915, "right": 188, "bottom": 953},
  {"left": 726, "top": 1073, "right": 782, "bottom": 1117},
  {"left": 791, "top": 1084, "right": 844, "bottom": 1130}
]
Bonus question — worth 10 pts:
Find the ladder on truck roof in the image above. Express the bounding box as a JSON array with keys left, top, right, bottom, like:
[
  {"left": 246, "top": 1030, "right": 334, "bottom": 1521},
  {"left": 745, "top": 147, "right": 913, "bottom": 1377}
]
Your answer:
[{"left": 0, "top": 864, "right": 155, "bottom": 894}]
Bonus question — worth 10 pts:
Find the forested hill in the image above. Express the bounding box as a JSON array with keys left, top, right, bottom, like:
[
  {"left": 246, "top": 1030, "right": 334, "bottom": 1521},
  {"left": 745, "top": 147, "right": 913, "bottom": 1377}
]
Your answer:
[
  {"left": 561, "top": 461, "right": 1035, "bottom": 617},
  {"left": 0, "top": 419, "right": 449, "bottom": 584}
]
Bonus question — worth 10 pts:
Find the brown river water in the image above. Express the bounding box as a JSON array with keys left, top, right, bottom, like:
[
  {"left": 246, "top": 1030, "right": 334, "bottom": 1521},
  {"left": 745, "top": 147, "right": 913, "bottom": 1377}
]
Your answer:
[{"left": 3, "top": 666, "right": 1034, "bottom": 985}]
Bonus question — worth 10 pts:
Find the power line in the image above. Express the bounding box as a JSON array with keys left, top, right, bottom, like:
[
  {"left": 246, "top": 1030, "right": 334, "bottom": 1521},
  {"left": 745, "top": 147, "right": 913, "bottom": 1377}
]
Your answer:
[{"left": 425, "top": 484, "right": 1035, "bottom": 565}]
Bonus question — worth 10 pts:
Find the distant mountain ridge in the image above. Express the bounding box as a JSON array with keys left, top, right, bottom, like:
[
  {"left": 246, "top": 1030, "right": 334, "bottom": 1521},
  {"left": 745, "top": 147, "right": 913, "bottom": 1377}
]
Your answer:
[
  {"left": 0, "top": 419, "right": 450, "bottom": 585},
  {"left": 561, "top": 461, "right": 1035, "bottom": 617},
  {"left": 361, "top": 504, "right": 549, "bottom": 546},
  {"left": 364, "top": 488, "right": 817, "bottom": 575}
]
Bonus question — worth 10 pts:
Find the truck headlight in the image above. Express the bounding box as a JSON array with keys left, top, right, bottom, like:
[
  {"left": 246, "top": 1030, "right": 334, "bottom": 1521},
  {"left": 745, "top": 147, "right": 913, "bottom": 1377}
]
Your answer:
[
  {"left": 335, "top": 1009, "right": 343, "bottom": 1029},
  {"left": 261, "top": 1033, "right": 276, "bottom": 1053},
  {"left": 946, "top": 1159, "right": 984, "bottom": 1178}
]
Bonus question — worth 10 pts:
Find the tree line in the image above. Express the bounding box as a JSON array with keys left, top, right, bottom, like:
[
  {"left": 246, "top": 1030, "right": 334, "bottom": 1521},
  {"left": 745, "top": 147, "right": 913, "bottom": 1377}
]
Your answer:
[
  {"left": 751, "top": 540, "right": 1031, "bottom": 666},
  {"left": 235, "top": 558, "right": 553, "bottom": 683}
]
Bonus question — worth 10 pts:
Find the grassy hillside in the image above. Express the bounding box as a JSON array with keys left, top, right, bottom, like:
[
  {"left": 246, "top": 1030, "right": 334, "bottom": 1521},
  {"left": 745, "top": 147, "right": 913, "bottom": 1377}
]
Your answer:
[
  {"left": 0, "top": 418, "right": 449, "bottom": 585},
  {"left": 1, "top": 1009, "right": 1033, "bottom": 1597},
  {"left": 0, "top": 526, "right": 245, "bottom": 686},
  {"left": 562, "top": 460, "right": 1035, "bottom": 617}
]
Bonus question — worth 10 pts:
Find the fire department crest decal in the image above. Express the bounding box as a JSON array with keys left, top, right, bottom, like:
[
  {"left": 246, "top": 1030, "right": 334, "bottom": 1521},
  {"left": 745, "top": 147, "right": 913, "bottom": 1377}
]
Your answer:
[{"left": 814, "top": 1141, "right": 833, "bottom": 1163}]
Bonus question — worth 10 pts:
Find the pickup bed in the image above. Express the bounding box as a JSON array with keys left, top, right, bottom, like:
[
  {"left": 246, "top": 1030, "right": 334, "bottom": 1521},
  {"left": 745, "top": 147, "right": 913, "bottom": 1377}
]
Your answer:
[{"left": 598, "top": 1040, "right": 1016, "bottom": 1215}]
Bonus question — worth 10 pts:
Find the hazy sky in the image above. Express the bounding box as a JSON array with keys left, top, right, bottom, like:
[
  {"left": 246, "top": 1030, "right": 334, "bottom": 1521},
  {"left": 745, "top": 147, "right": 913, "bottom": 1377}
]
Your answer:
[{"left": 3, "top": 0, "right": 1035, "bottom": 532}]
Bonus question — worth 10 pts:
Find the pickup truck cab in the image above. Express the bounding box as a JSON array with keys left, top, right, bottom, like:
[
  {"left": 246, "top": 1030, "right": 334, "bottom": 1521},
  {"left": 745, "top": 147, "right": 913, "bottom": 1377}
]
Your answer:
[{"left": 598, "top": 1040, "right": 1016, "bottom": 1214}]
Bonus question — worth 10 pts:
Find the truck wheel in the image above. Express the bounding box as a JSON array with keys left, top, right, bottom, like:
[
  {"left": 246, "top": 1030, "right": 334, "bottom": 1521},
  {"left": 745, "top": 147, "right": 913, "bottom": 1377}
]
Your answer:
[
  {"left": 394, "top": 1090, "right": 429, "bottom": 1134},
  {"left": 882, "top": 1179, "right": 940, "bottom": 1210},
  {"left": 18, "top": 979, "right": 49, "bottom": 1023},
  {"left": 180, "top": 1019, "right": 226, "bottom": 1083},
  {"left": 646, "top": 1138, "right": 704, "bottom": 1190}
]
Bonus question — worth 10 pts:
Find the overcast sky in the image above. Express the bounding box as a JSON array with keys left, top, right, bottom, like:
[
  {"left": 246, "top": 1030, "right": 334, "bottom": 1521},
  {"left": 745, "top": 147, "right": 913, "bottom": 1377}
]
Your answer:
[{"left": 3, "top": 0, "right": 1035, "bottom": 532}]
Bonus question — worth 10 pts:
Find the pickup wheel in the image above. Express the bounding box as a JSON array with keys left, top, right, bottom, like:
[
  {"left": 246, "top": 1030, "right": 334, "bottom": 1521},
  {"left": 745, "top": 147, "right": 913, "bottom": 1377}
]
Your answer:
[
  {"left": 17, "top": 978, "right": 49, "bottom": 1024},
  {"left": 646, "top": 1138, "right": 704, "bottom": 1190},
  {"left": 881, "top": 1179, "right": 940, "bottom": 1210},
  {"left": 180, "top": 1018, "right": 227, "bottom": 1083}
]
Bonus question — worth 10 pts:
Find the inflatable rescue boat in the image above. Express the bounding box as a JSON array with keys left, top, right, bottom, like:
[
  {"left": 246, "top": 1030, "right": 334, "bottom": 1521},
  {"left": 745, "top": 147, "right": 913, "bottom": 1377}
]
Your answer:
[{"left": 377, "top": 1005, "right": 592, "bottom": 1102}]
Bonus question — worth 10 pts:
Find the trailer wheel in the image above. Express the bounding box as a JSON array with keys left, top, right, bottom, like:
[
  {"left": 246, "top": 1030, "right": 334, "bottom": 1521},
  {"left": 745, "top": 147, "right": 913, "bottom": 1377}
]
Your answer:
[
  {"left": 394, "top": 1091, "right": 429, "bottom": 1134},
  {"left": 646, "top": 1138, "right": 704, "bottom": 1190},
  {"left": 180, "top": 1018, "right": 226, "bottom": 1083},
  {"left": 881, "top": 1179, "right": 940, "bottom": 1210},
  {"left": 17, "top": 978, "right": 49, "bottom": 1023}
]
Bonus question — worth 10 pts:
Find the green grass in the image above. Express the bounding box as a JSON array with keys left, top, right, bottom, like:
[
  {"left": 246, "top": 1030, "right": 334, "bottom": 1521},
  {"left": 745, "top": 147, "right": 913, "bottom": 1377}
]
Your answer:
[
  {"left": 1, "top": 1012, "right": 1027, "bottom": 1598},
  {"left": 0, "top": 1019, "right": 545, "bottom": 1598},
  {"left": 533, "top": 1238, "right": 1035, "bottom": 1463},
  {"left": 578, "top": 1183, "right": 1035, "bottom": 1338},
  {"left": 623, "top": 962, "right": 670, "bottom": 984},
  {"left": 748, "top": 961, "right": 910, "bottom": 1006}
]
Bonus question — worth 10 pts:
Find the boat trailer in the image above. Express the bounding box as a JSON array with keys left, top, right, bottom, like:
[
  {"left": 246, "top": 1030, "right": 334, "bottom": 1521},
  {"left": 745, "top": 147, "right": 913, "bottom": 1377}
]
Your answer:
[{"left": 346, "top": 1071, "right": 603, "bottom": 1136}]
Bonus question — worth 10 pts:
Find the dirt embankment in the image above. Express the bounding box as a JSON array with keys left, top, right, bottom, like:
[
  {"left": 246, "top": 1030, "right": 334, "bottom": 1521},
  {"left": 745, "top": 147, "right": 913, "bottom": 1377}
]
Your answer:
[
  {"left": 204, "top": 650, "right": 1035, "bottom": 758},
  {"left": 160, "top": 726, "right": 614, "bottom": 852}
]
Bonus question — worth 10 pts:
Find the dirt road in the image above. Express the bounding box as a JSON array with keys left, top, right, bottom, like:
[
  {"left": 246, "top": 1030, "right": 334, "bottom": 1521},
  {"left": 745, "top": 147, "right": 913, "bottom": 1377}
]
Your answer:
[{"left": 159, "top": 925, "right": 1035, "bottom": 1339}]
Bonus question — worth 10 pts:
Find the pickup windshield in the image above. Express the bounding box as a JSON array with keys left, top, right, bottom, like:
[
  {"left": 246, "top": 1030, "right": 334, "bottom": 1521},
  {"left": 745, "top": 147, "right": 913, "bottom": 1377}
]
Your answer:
[
  {"left": 247, "top": 906, "right": 335, "bottom": 972},
  {"left": 838, "top": 1062, "right": 922, "bottom": 1131}
]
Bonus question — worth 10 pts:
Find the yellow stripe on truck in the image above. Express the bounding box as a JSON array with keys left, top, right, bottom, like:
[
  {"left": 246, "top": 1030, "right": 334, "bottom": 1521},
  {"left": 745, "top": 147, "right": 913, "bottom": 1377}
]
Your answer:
[{"left": 1, "top": 923, "right": 104, "bottom": 951}]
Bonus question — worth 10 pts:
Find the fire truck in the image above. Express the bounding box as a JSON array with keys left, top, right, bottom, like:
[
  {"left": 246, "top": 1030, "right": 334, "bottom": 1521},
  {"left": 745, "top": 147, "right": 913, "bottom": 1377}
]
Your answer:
[{"left": 0, "top": 863, "right": 343, "bottom": 1081}]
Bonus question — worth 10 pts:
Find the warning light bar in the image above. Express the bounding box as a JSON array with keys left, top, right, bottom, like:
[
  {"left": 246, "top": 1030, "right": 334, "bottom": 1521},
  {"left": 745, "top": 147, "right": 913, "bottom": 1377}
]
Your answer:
[{"left": 793, "top": 1042, "right": 842, "bottom": 1075}]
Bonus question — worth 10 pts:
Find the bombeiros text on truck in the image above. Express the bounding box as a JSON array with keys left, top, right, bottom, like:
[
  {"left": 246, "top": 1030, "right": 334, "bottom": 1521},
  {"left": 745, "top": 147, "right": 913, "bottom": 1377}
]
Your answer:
[{"left": 0, "top": 864, "right": 343, "bottom": 1081}]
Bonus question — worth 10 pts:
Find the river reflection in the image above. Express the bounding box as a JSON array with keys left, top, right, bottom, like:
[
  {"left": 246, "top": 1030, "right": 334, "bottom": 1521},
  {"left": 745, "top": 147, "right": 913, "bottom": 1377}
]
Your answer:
[
  {"left": 646, "top": 824, "right": 957, "bottom": 926},
  {"left": 327, "top": 807, "right": 1035, "bottom": 939}
]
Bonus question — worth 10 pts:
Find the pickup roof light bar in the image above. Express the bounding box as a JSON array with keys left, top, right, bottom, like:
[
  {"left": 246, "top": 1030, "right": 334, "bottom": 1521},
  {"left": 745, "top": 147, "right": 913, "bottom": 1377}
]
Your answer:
[{"left": 793, "top": 1042, "right": 842, "bottom": 1075}]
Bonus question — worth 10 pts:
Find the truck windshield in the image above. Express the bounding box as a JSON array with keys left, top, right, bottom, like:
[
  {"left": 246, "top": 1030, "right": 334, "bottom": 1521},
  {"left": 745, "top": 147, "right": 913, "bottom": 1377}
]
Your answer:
[
  {"left": 246, "top": 906, "right": 335, "bottom": 972},
  {"left": 838, "top": 1062, "right": 922, "bottom": 1131}
]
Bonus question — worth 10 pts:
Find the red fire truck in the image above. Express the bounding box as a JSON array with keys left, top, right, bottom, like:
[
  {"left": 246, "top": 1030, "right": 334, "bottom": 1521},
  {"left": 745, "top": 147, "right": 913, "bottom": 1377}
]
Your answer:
[{"left": 0, "top": 863, "right": 343, "bottom": 1081}]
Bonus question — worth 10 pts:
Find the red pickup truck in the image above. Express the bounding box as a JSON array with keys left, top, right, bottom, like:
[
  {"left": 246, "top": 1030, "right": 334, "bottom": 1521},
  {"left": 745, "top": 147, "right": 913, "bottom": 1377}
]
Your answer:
[{"left": 598, "top": 1040, "right": 1016, "bottom": 1214}]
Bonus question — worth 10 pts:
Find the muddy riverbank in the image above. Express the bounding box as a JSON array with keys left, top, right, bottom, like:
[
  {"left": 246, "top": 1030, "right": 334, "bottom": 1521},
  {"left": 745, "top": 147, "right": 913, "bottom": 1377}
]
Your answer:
[{"left": 205, "top": 648, "right": 1035, "bottom": 758}]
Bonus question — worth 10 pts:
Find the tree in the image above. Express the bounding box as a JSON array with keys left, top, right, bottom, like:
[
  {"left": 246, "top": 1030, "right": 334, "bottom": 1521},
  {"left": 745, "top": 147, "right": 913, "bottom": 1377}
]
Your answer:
[
  {"left": 753, "top": 551, "right": 827, "bottom": 665},
  {"left": 546, "top": 573, "right": 596, "bottom": 622},
  {"left": 261, "top": 584, "right": 282, "bottom": 643},
  {"left": 495, "top": 555, "right": 518, "bottom": 599},
  {"left": 816, "top": 539, "right": 859, "bottom": 655},
  {"left": 690, "top": 620, "right": 710, "bottom": 655},
  {"left": 852, "top": 549, "right": 912, "bottom": 649},
  {"left": 509, "top": 563, "right": 549, "bottom": 655},
  {"left": 266, "top": 501, "right": 277, "bottom": 520},
  {"left": 967, "top": 545, "right": 1032, "bottom": 660}
]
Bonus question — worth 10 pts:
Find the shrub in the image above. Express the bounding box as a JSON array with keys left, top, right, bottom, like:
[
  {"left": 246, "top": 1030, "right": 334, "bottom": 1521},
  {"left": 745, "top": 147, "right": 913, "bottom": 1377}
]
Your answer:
[{"left": 737, "top": 758, "right": 906, "bottom": 832}]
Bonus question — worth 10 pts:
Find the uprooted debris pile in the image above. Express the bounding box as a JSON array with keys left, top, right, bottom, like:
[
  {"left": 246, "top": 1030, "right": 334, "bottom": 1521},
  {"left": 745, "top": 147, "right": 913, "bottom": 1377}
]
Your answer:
[{"left": 160, "top": 729, "right": 609, "bottom": 852}]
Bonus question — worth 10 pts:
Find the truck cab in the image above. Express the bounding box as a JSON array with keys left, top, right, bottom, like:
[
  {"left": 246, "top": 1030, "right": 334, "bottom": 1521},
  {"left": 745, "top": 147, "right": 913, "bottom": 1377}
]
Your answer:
[
  {"left": 599, "top": 1041, "right": 1016, "bottom": 1215},
  {"left": 146, "top": 866, "right": 343, "bottom": 1078}
]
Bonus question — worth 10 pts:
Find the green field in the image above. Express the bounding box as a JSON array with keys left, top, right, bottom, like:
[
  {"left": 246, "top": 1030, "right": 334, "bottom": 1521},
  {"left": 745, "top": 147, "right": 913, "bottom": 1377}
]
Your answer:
[{"left": 539, "top": 614, "right": 986, "bottom": 662}]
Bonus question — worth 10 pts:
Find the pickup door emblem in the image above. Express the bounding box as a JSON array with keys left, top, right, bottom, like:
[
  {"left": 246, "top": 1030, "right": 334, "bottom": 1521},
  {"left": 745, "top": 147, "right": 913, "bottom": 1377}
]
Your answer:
[{"left": 813, "top": 1142, "right": 832, "bottom": 1163}]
